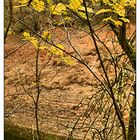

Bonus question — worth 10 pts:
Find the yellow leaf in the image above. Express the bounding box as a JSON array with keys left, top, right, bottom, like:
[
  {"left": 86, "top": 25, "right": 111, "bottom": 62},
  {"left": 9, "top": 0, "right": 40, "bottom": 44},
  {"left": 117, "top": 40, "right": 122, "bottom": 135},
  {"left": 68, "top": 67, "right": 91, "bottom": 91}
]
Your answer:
[
  {"left": 19, "top": 0, "right": 29, "bottom": 4},
  {"left": 50, "top": 44, "right": 64, "bottom": 56},
  {"left": 62, "top": 56, "right": 74, "bottom": 65},
  {"left": 42, "top": 31, "right": 51, "bottom": 39},
  {"left": 113, "top": 3, "right": 126, "bottom": 17},
  {"left": 39, "top": 45, "right": 48, "bottom": 50},
  {"left": 57, "top": 44, "right": 64, "bottom": 50},
  {"left": 8, "top": 30, "right": 15, "bottom": 35},
  {"left": 50, "top": 3, "right": 66, "bottom": 15},
  {"left": 78, "top": 12, "right": 87, "bottom": 20},
  {"left": 103, "top": 16, "right": 112, "bottom": 22},
  {"left": 50, "top": 46, "right": 59, "bottom": 55},
  {"left": 30, "top": 37, "right": 38, "bottom": 48},
  {"left": 69, "top": 0, "right": 82, "bottom": 11},
  {"left": 78, "top": 6, "right": 94, "bottom": 13},
  {"left": 91, "top": 0, "right": 98, "bottom": 4},
  {"left": 57, "top": 44, "right": 64, "bottom": 56},
  {"left": 119, "top": 17, "right": 130, "bottom": 23},
  {"left": 31, "top": 0, "right": 44, "bottom": 12},
  {"left": 129, "top": 0, "right": 136, "bottom": 8},
  {"left": 103, "top": 0, "right": 111, "bottom": 4},
  {"left": 96, "top": 9, "right": 112, "bottom": 15},
  {"left": 110, "top": 19, "right": 123, "bottom": 26},
  {"left": 23, "top": 32, "right": 39, "bottom": 49},
  {"left": 114, "top": 20, "right": 123, "bottom": 26},
  {"left": 47, "top": 0, "right": 53, "bottom": 4},
  {"left": 103, "top": 17, "right": 123, "bottom": 26},
  {"left": 23, "top": 32, "right": 31, "bottom": 39},
  {"left": 14, "top": 4, "right": 27, "bottom": 8}
]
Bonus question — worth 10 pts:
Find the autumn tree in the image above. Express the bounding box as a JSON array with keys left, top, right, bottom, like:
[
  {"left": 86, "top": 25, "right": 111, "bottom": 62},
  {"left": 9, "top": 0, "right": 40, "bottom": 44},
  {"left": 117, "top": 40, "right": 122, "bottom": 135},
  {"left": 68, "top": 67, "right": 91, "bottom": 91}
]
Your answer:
[{"left": 5, "top": 0, "right": 136, "bottom": 140}]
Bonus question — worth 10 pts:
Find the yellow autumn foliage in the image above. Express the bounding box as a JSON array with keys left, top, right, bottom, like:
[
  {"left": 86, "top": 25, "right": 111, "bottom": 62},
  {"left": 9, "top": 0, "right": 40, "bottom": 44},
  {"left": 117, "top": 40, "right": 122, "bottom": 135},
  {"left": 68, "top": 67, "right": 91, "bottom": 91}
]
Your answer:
[
  {"left": 23, "top": 32, "right": 31, "bottom": 40},
  {"left": 62, "top": 56, "right": 74, "bottom": 65},
  {"left": 50, "top": 3, "right": 66, "bottom": 15},
  {"left": 96, "top": 9, "right": 112, "bottom": 15},
  {"left": 103, "top": 17, "right": 123, "bottom": 26},
  {"left": 23, "top": 32, "right": 38, "bottom": 49},
  {"left": 94, "top": 0, "right": 135, "bottom": 26},
  {"left": 50, "top": 44, "right": 64, "bottom": 56},
  {"left": 69, "top": 0, "right": 82, "bottom": 11},
  {"left": 19, "top": 0, "right": 29, "bottom": 4},
  {"left": 42, "top": 31, "right": 51, "bottom": 39},
  {"left": 113, "top": 3, "right": 126, "bottom": 17},
  {"left": 31, "top": 0, "right": 44, "bottom": 12}
]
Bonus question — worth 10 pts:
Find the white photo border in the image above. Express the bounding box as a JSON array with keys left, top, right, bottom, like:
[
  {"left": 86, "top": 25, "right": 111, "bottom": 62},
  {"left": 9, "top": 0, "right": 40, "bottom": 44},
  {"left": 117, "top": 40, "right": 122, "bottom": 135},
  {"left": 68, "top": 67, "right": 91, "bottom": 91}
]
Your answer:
[{"left": 0, "top": 0, "right": 4, "bottom": 140}]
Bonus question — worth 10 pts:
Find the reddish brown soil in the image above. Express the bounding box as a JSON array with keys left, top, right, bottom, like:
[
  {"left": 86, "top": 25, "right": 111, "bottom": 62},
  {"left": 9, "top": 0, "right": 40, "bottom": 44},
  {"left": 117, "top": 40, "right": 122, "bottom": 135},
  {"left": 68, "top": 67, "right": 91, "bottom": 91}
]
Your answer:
[{"left": 4, "top": 24, "right": 135, "bottom": 139}]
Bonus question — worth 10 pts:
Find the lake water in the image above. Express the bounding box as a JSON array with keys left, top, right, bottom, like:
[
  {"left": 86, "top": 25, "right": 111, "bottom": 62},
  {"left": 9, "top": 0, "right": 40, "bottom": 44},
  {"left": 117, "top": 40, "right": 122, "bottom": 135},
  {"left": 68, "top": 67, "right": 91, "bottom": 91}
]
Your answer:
[
  {"left": 4, "top": 131, "right": 78, "bottom": 140},
  {"left": 4, "top": 132, "right": 29, "bottom": 140},
  {"left": 4, "top": 123, "right": 77, "bottom": 140}
]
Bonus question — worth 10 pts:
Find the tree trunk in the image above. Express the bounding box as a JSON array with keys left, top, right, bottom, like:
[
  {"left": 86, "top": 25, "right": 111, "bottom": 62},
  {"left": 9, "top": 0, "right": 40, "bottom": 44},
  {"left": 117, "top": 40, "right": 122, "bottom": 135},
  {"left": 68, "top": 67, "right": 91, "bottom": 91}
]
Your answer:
[
  {"left": 109, "top": 22, "right": 136, "bottom": 140},
  {"left": 127, "top": 83, "right": 136, "bottom": 140}
]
